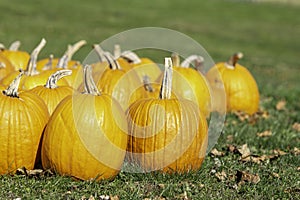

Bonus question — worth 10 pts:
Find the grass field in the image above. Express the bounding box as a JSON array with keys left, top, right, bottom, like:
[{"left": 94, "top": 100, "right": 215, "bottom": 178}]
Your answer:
[{"left": 0, "top": 0, "right": 299, "bottom": 199}]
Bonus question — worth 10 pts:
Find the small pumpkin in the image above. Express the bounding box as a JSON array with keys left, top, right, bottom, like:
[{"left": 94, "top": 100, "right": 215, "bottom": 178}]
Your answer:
[
  {"left": 206, "top": 52, "right": 259, "bottom": 114},
  {"left": 0, "top": 54, "right": 15, "bottom": 81},
  {"left": 126, "top": 58, "right": 208, "bottom": 173},
  {"left": 29, "top": 69, "right": 74, "bottom": 115},
  {"left": 41, "top": 65, "right": 128, "bottom": 181},
  {"left": 0, "top": 71, "right": 49, "bottom": 174},
  {"left": 0, "top": 40, "right": 30, "bottom": 71}
]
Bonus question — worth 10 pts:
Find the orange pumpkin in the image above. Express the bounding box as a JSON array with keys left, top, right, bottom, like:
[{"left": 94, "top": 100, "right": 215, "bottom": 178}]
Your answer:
[
  {"left": 41, "top": 65, "right": 128, "bottom": 181},
  {"left": 206, "top": 52, "right": 259, "bottom": 114},
  {"left": 0, "top": 71, "right": 49, "bottom": 174},
  {"left": 29, "top": 70, "right": 74, "bottom": 115},
  {"left": 126, "top": 58, "right": 208, "bottom": 173},
  {"left": 0, "top": 41, "right": 30, "bottom": 71}
]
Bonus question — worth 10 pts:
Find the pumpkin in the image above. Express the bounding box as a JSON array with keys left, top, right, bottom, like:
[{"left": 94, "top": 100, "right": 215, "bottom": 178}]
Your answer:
[
  {"left": 126, "top": 58, "right": 208, "bottom": 173},
  {"left": 94, "top": 45, "right": 140, "bottom": 110},
  {"left": 0, "top": 40, "right": 30, "bottom": 71},
  {"left": 29, "top": 70, "right": 74, "bottom": 115},
  {"left": 156, "top": 53, "right": 211, "bottom": 117},
  {"left": 0, "top": 54, "right": 15, "bottom": 80},
  {"left": 0, "top": 71, "right": 49, "bottom": 174},
  {"left": 114, "top": 45, "right": 161, "bottom": 82},
  {"left": 1, "top": 39, "right": 65, "bottom": 90},
  {"left": 206, "top": 52, "right": 259, "bottom": 114},
  {"left": 41, "top": 65, "right": 128, "bottom": 181}
]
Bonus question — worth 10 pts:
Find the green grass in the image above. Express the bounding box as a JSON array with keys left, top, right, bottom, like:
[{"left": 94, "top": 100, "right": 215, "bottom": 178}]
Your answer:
[{"left": 0, "top": 0, "right": 299, "bottom": 199}]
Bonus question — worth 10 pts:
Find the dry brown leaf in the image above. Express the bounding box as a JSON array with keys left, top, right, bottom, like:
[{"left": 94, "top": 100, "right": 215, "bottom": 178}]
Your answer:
[
  {"left": 99, "top": 195, "right": 110, "bottom": 200},
  {"left": 273, "top": 149, "right": 287, "bottom": 156},
  {"left": 292, "top": 122, "right": 300, "bottom": 132},
  {"left": 215, "top": 170, "right": 227, "bottom": 181},
  {"left": 227, "top": 144, "right": 236, "bottom": 153},
  {"left": 211, "top": 148, "right": 225, "bottom": 157},
  {"left": 16, "top": 168, "right": 44, "bottom": 176},
  {"left": 226, "top": 135, "right": 234, "bottom": 142},
  {"left": 271, "top": 172, "right": 280, "bottom": 179},
  {"left": 256, "top": 130, "right": 272, "bottom": 137},
  {"left": 240, "top": 154, "right": 277, "bottom": 164},
  {"left": 233, "top": 111, "right": 250, "bottom": 121},
  {"left": 110, "top": 195, "right": 119, "bottom": 200},
  {"left": 292, "top": 147, "right": 300, "bottom": 155},
  {"left": 236, "top": 171, "right": 260, "bottom": 185},
  {"left": 276, "top": 100, "right": 286, "bottom": 110},
  {"left": 237, "top": 144, "right": 251, "bottom": 158},
  {"left": 297, "top": 167, "right": 300, "bottom": 171},
  {"left": 88, "top": 195, "right": 95, "bottom": 200}
]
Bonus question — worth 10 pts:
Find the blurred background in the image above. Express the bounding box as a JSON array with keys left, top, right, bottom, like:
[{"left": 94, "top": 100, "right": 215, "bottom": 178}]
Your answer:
[{"left": 0, "top": 0, "right": 299, "bottom": 99}]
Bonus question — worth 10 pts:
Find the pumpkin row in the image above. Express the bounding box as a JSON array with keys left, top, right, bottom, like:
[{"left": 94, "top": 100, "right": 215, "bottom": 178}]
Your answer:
[{"left": 0, "top": 38, "right": 260, "bottom": 180}]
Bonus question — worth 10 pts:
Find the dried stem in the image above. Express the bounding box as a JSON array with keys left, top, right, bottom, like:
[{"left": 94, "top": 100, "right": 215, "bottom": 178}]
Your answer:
[
  {"left": 159, "top": 58, "right": 173, "bottom": 99},
  {"left": 42, "top": 54, "right": 54, "bottom": 70},
  {"left": 227, "top": 52, "right": 243, "bottom": 68},
  {"left": 3, "top": 70, "right": 24, "bottom": 98},
  {"left": 181, "top": 55, "right": 204, "bottom": 71},
  {"left": 93, "top": 44, "right": 121, "bottom": 70},
  {"left": 143, "top": 75, "right": 154, "bottom": 92},
  {"left": 9, "top": 40, "right": 21, "bottom": 51},
  {"left": 171, "top": 52, "right": 180, "bottom": 67},
  {"left": 45, "top": 69, "right": 72, "bottom": 89},
  {"left": 26, "top": 38, "right": 46, "bottom": 76},
  {"left": 83, "top": 64, "right": 101, "bottom": 96}
]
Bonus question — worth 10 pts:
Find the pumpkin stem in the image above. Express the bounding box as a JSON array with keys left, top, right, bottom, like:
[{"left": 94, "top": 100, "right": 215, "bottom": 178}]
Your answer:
[
  {"left": 143, "top": 75, "right": 154, "bottom": 92},
  {"left": 57, "top": 40, "right": 86, "bottom": 69},
  {"left": 113, "top": 44, "right": 141, "bottom": 64},
  {"left": 2, "top": 70, "right": 24, "bottom": 98},
  {"left": 45, "top": 69, "right": 72, "bottom": 89},
  {"left": 181, "top": 55, "right": 204, "bottom": 72},
  {"left": 9, "top": 40, "right": 21, "bottom": 51},
  {"left": 159, "top": 58, "right": 173, "bottom": 99},
  {"left": 83, "top": 64, "right": 101, "bottom": 96},
  {"left": 93, "top": 44, "right": 121, "bottom": 70},
  {"left": 114, "top": 44, "right": 121, "bottom": 58},
  {"left": 227, "top": 52, "right": 243, "bottom": 68},
  {"left": 171, "top": 52, "right": 180, "bottom": 67},
  {"left": 0, "top": 43, "right": 5, "bottom": 50},
  {"left": 26, "top": 38, "right": 46, "bottom": 76},
  {"left": 42, "top": 54, "right": 54, "bottom": 70}
]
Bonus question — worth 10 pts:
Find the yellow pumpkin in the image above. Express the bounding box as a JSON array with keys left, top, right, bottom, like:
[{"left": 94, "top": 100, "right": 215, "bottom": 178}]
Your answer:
[
  {"left": 126, "top": 58, "right": 208, "bottom": 173},
  {"left": 156, "top": 53, "right": 211, "bottom": 117},
  {"left": 41, "top": 65, "right": 128, "bottom": 181},
  {"left": 114, "top": 45, "right": 161, "bottom": 82},
  {"left": 29, "top": 70, "right": 74, "bottom": 115},
  {"left": 1, "top": 39, "right": 67, "bottom": 90},
  {"left": 206, "top": 52, "right": 259, "bottom": 114},
  {"left": 0, "top": 54, "right": 15, "bottom": 80},
  {"left": 0, "top": 71, "right": 49, "bottom": 174},
  {"left": 0, "top": 41, "right": 30, "bottom": 71},
  {"left": 94, "top": 45, "right": 140, "bottom": 110}
]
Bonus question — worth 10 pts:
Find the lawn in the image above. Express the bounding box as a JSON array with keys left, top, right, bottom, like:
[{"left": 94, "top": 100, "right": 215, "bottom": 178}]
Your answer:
[{"left": 0, "top": 0, "right": 299, "bottom": 199}]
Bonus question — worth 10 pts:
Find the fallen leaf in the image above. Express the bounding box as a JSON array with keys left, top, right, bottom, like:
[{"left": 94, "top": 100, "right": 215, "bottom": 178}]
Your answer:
[
  {"left": 273, "top": 149, "right": 287, "bottom": 156},
  {"left": 240, "top": 154, "right": 277, "bottom": 164},
  {"left": 110, "top": 195, "right": 119, "bottom": 200},
  {"left": 236, "top": 171, "right": 260, "bottom": 185},
  {"left": 292, "top": 147, "right": 300, "bottom": 155},
  {"left": 88, "top": 195, "right": 95, "bottom": 200},
  {"left": 237, "top": 144, "right": 251, "bottom": 158},
  {"left": 271, "top": 172, "right": 280, "bottom": 179},
  {"left": 99, "top": 195, "right": 110, "bottom": 200},
  {"left": 226, "top": 135, "right": 234, "bottom": 142},
  {"left": 233, "top": 111, "right": 250, "bottom": 121},
  {"left": 292, "top": 122, "right": 300, "bottom": 132},
  {"left": 256, "top": 130, "right": 272, "bottom": 137},
  {"left": 211, "top": 148, "right": 225, "bottom": 157},
  {"left": 276, "top": 100, "right": 286, "bottom": 110},
  {"left": 16, "top": 168, "right": 44, "bottom": 177},
  {"left": 215, "top": 170, "right": 227, "bottom": 181},
  {"left": 227, "top": 144, "right": 236, "bottom": 153},
  {"left": 297, "top": 167, "right": 300, "bottom": 171}
]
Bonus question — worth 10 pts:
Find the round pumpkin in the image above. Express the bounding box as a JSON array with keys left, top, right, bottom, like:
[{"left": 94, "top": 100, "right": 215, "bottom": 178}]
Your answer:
[
  {"left": 0, "top": 71, "right": 49, "bottom": 174},
  {"left": 156, "top": 53, "right": 211, "bottom": 117},
  {"left": 29, "top": 70, "right": 74, "bottom": 115},
  {"left": 206, "top": 52, "right": 259, "bottom": 114},
  {"left": 126, "top": 58, "right": 208, "bottom": 173},
  {"left": 41, "top": 65, "right": 128, "bottom": 181},
  {"left": 0, "top": 41, "right": 30, "bottom": 71}
]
